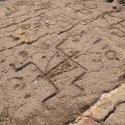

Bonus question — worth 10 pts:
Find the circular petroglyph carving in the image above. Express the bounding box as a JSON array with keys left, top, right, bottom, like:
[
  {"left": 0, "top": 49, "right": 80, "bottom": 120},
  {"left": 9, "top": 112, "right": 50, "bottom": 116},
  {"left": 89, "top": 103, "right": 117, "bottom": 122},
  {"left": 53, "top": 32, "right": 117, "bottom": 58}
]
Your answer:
[
  {"left": 40, "top": 43, "right": 50, "bottom": 51},
  {"left": 18, "top": 51, "right": 28, "bottom": 58},
  {"left": 33, "top": 22, "right": 41, "bottom": 28},
  {"left": 105, "top": 50, "right": 117, "bottom": 60},
  {"left": 20, "top": 24, "right": 31, "bottom": 29}
]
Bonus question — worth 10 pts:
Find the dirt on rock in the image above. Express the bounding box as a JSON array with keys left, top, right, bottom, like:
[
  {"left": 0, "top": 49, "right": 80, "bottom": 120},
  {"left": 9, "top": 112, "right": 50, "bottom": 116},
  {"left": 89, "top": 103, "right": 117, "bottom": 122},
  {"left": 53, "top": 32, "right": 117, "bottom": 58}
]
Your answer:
[{"left": 0, "top": 0, "right": 125, "bottom": 125}]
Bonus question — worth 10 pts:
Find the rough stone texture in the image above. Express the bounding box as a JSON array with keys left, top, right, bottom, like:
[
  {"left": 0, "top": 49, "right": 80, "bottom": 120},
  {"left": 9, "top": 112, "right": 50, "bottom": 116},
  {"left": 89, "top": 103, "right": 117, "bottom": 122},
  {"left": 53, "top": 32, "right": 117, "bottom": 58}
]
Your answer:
[
  {"left": 74, "top": 117, "right": 101, "bottom": 125},
  {"left": 0, "top": 86, "right": 7, "bottom": 125},
  {"left": 104, "top": 103, "right": 125, "bottom": 125},
  {"left": 0, "top": 0, "right": 125, "bottom": 125}
]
